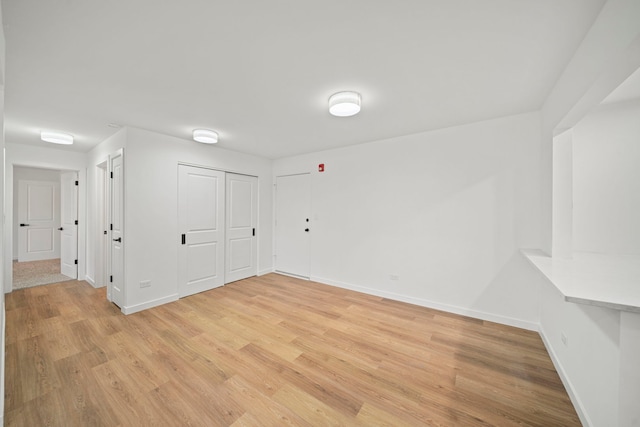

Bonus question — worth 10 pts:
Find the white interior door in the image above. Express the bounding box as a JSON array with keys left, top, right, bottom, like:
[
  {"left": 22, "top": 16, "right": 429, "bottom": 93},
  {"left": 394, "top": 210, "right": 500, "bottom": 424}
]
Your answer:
[
  {"left": 60, "top": 172, "right": 78, "bottom": 279},
  {"left": 110, "top": 151, "right": 124, "bottom": 308},
  {"left": 178, "top": 165, "right": 225, "bottom": 297},
  {"left": 225, "top": 173, "right": 258, "bottom": 284},
  {"left": 17, "top": 180, "right": 60, "bottom": 262},
  {"left": 275, "top": 173, "right": 311, "bottom": 278}
]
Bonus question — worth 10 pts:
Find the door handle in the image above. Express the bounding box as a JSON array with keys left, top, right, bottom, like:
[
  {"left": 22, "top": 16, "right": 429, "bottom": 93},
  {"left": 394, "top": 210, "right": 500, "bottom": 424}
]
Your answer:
[
  {"left": 19, "top": 223, "right": 30, "bottom": 227},
  {"left": 113, "top": 237, "right": 122, "bottom": 242},
  {"left": 58, "top": 227, "right": 63, "bottom": 231}
]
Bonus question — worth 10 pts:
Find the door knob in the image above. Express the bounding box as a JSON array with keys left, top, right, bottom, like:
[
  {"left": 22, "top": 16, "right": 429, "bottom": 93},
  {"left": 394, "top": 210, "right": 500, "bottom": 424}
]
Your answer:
[
  {"left": 113, "top": 237, "right": 122, "bottom": 242},
  {"left": 304, "top": 228, "right": 309, "bottom": 232},
  {"left": 19, "top": 223, "right": 30, "bottom": 227},
  {"left": 58, "top": 227, "right": 64, "bottom": 231}
]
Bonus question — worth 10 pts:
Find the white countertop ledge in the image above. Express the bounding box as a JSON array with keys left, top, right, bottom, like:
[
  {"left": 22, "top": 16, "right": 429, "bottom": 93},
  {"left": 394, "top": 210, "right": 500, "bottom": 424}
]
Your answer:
[{"left": 521, "top": 249, "right": 640, "bottom": 313}]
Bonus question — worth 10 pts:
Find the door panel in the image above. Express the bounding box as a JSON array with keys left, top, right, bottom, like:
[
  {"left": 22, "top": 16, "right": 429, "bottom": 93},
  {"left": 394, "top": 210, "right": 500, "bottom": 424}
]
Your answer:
[
  {"left": 187, "top": 242, "right": 219, "bottom": 283},
  {"left": 60, "top": 172, "right": 78, "bottom": 278},
  {"left": 18, "top": 180, "right": 60, "bottom": 262},
  {"left": 229, "top": 239, "right": 251, "bottom": 271},
  {"left": 275, "top": 174, "right": 311, "bottom": 278},
  {"left": 179, "top": 165, "right": 225, "bottom": 297},
  {"left": 110, "top": 151, "right": 124, "bottom": 308},
  {"left": 225, "top": 173, "right": 258, "bottom": 283}
]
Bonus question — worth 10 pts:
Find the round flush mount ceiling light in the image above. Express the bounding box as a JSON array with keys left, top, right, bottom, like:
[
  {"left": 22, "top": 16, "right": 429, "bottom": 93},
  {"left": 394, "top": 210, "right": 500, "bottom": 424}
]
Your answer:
[
  {"left": 329, "top": 91, "right": 361, "bottom": 117},
  {"left": 193, "top": 129, "right": 219, "bottom": 144},
  {"left": 41, "top": 131, "right": 74, "bottom": 145}
]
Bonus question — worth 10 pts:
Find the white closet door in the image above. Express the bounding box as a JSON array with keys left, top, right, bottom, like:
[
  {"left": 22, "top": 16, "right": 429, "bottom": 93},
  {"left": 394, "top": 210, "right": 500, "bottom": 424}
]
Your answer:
[
  {"left": 225, "top": 173, "right": 258, "bottom": 284},
  {"left": 178, "top": 165, "right": 226, "bottom": 297}
]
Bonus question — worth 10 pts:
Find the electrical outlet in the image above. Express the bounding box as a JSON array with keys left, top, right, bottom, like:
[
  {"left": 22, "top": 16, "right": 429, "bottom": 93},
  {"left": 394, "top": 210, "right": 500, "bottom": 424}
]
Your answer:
[
  {"left": 561, "top": 332, "right": 568, "bottom": 346},
  {"left": 140, "top": 280, "right": 151, "bottom": 288}
]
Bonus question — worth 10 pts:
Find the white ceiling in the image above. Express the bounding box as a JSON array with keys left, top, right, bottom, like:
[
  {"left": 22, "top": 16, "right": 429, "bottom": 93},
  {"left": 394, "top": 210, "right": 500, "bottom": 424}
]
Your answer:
[{"left": 2, "top": 0, "right": 606, "bottom": 159}]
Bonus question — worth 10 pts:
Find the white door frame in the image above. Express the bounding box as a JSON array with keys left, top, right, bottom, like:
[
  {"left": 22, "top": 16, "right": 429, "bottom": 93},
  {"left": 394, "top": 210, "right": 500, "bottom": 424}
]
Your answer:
[
  {"left": 4, "top": 162, "right": 86, "bottom": 293},
  {"left": 95, "top": 161, "right": 109, "bottom": 289}
]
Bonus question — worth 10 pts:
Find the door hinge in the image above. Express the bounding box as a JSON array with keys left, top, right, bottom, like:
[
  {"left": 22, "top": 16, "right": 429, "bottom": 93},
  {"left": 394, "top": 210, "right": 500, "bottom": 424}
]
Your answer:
[
  {"left": 110, "top": 275, "right": 113, "bottom": 283},
  {"left": 74, "top": 259, "right": 78, "bottom": 265},
  {"left": 181, "top": 234, "right": 186, "bottom": 245},
  {"left": 110, "top": 224, "right": 113, "bottom": 230},
  {"left": 75, "top": 180, "right": 79, "bottom": 186},
  {"left": 110, "top": 172, "right": 113, "bottom": 178},
  {"left": 75, "top": 220, "right": 78, "bottom": 225},
  {"left": 252, "top": 228, "right": 256, "bottom": 236}
]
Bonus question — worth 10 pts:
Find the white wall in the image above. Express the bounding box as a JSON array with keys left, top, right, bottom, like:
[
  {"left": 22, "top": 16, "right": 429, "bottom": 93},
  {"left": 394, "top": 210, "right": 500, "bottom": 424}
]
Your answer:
[
  {"left": 538, "top": 277, "right": 620, "bottom": 427},
  {"left": 88, "top": 127, "right": 273, "bottom": 314},
  {"left": 0, "top": 2, "right": 6, "bottom": 423},
  {"left": 274, "top": 112, "right": 542, "bottom": 329},
  {"left": 572, "top": 100, "right": 640, "bottom": 256},
  {"left": 12, "top": 166, "right": 62, "bottom": 259},
  {"left": 3, "top": 143, "right": 87, "bottom": 293},
  {"left": 551, "top": 130, "right": 573, "bottom": 258}
]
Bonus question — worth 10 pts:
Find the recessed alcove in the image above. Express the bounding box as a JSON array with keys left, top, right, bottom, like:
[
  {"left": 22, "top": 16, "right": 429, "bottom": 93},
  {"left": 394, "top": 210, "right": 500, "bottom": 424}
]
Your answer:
[{"left": 526, "top": 67, "right": 640, "bottom": 313}]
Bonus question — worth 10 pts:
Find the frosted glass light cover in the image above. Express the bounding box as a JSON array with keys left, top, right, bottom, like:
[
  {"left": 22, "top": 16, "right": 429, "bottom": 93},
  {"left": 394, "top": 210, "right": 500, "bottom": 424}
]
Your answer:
[
  {"left": 41, "top": 132, "right": 74, "bottom": 145},
  {"left": 193, "top": 129, "right": 219, "bottom": 144},
  {"left": 329, "top": 91, "right": 361, "bottom": 117}
]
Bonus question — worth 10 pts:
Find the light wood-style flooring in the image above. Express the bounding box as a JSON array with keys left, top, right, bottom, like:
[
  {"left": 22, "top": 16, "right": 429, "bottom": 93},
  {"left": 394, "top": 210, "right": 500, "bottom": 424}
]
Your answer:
[{"left": 4, "top": 274, "right": 581, "bottom": 426}]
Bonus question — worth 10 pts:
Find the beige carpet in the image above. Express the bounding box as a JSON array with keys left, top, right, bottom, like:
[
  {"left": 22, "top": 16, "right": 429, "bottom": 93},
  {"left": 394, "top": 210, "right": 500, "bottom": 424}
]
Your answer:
[{"left": 12, "top": 258, "right": 74, "bottom": 290}]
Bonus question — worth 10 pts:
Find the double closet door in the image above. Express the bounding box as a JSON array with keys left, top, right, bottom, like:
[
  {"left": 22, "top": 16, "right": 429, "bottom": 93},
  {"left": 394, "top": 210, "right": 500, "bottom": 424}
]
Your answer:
[{"left": 178, "top": 165, "right": 258, "bottom": 298}]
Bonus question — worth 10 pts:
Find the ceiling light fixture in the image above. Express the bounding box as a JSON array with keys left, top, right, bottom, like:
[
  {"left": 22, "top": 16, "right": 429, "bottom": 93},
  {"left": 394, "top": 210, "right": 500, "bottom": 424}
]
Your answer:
[
  {"left": 41, "top": 131, "right": 74, "bottom": 145},
  {"left": 329, "top": 91, "right": 361, "bottom": 117},
  {"left": 193, "top": 129, "right": 219, "bottom": 144}
]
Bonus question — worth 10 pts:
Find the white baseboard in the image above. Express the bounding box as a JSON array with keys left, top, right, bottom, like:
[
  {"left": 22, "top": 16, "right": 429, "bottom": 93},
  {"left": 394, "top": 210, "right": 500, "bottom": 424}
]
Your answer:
[
  {"left": 84, "top": 276, "right": 106, "bottom": 289},
  {"left": 258, "top": 268, "right": 275, "bottom": 276},
  {"left": 122, "top": 294, "right": 179, "bottom": 315},
  {"left": 538, "top": 324, "right": 592, "bottom": 427},
  {"left": 310, "top": 275, "right": 539, "bottom": 331}
]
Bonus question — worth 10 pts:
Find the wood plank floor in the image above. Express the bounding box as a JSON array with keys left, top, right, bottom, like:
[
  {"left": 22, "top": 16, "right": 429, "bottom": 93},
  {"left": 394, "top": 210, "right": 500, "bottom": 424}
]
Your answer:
[{"left": 4, "top": 274, "right": 581, "bottom": 426}]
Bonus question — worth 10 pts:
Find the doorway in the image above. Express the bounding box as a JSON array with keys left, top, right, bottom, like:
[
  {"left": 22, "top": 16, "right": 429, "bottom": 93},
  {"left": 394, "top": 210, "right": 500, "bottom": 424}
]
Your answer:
[{"left": 12, "top": 166, "right": 78, "bottom": 289}]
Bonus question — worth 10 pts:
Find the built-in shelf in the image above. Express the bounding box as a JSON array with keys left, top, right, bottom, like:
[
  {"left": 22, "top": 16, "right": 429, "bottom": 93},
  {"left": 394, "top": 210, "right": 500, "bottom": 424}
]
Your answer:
[{"left": 522, "top": 249, "right": 640, "bottom": 313}]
